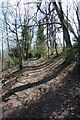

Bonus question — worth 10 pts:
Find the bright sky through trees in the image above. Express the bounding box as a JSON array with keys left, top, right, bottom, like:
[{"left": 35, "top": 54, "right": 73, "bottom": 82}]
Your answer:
[
  {"left": 0, "top": 0, "right": 79, "bottom": 50},
  {"left": 0, "top": 0, "right": 80, "bottom": 71}
]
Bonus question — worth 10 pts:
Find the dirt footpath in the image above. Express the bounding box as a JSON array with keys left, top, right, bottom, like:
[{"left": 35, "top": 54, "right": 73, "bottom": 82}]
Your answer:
[{"left": 1, "top": 56, "right": 80, "bottom": 119}]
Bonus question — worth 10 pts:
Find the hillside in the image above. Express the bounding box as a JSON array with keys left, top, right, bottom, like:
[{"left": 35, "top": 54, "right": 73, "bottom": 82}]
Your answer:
[{"left": 1, "top": 56, "right": 80, "bottom": 119}]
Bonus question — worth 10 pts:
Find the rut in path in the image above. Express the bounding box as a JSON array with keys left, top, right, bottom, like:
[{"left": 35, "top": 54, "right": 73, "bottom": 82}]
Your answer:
[{"left": 2, "top": 56, "right": 79, "bottom": 119}]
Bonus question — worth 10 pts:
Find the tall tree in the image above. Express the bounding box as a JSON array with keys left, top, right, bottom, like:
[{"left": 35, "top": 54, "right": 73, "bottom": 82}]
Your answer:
[
  {"left": 53, "top": 2, "right": 72, "bottom": 48},
  {"left": 2, "top": 2, "right": 10, "bottom": 67},
  {"left": 36, "top": 21, "right": 46, "bottom": 58},
  {"left": 76, "top": 2, "right": 80, "bottom": 63},
  {"left": 14, "top": 2, "right": 23, "bottom": 69},
  {"left": 1, "top": 33, "right": 4, "bottom": 71},
  {"left": 22, "top": 22, "right": 33, "bottom": 60}
]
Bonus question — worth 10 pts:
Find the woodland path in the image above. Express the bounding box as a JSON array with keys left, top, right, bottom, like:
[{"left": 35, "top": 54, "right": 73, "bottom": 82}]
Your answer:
[{"left": 1, "top": 56, "right": 80, "bottom": 119}]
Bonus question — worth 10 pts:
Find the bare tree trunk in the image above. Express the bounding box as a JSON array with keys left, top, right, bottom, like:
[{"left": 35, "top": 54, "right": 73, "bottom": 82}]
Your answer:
[
  {"left": 76, "top": 6, "right": 80, "bottom": 62},
  {"left": 55, "top": 42, "right": 58, "bottom": 56},
  {"left": 62, "top": 23, "right": 72, "bottom": 47},
  {"left": 15, "top": 7, "right": 22, "bottom": 69},
  {"left": 15, "top": 25, "right": 22, "bottom": 69},
  {"left": 6, "top": 22, "right": 10, "bottom": 67},
  {"left": 18, "top": 3, "right": 26, "bottom": 60},
  {"left": 53, "top": 2, "right": 72, "bottom": 48},
  {"left": 46, "top": 15, "right": 50, "bottom": 58},
  {"left": 1, "top": 33, "right": 4, "bottom": 71}
]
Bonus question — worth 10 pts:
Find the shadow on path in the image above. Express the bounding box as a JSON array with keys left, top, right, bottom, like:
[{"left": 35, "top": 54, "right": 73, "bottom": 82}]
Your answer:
[
  {"left": 3, "top": 56, "right": 58, "bottom": 79},
  {"left": 3, "top": 64, "right": 80, "bottom": 119},
  {"left": 2, "top": 61, "right": 69, "bottom": 102}
]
